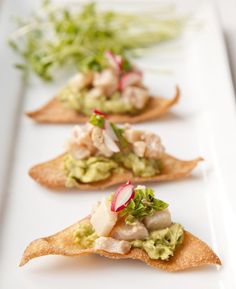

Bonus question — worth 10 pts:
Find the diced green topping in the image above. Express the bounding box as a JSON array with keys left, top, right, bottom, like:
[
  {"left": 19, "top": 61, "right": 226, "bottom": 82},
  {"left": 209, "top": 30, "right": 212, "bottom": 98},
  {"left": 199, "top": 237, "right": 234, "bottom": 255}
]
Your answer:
[
  {"left": 121, "top": 56, "right": 132, "bottom": 72},
  {"left": 74, "top": 222, "right": 98, "bottom": 249},
  {"left": 131, "top": 223, "right": 184, "bottom": 260},
  {"left": 80, "top": 54, "right": 107, "bottom": 72},
  {"left": 89, "top": 114, "right": 105, "bottom": 129},
  {"left": 79, "top": 52, "right": 132, "bottom": 73},
  {"left": 119, "top": 187, "right": 168, "bottom": 222}
]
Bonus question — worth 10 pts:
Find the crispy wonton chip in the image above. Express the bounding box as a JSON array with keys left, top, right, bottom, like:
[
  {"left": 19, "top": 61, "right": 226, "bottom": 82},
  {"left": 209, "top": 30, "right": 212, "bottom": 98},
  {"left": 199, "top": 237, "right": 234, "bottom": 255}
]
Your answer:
[
  {"left": 29, "top": 153, "right": 203, "bottom": 190},
  {"left": 19, "top": 218, "right": 221, "bottom": 271},
  {"left": 26, "top": 87, "right": 180, "bottom": 124}
]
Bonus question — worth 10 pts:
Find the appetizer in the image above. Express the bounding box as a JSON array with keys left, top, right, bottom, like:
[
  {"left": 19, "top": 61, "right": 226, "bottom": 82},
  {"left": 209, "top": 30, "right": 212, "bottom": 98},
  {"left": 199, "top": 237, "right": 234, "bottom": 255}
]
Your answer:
[
  {"left": 29, "top": 111, "right": 202, "bottom": 190},
  {"left": 27, "top": 52, "right": 180, "bottom": 124},
  {"left": 20, "top": 183, "right": 221, "bottom": 271}
]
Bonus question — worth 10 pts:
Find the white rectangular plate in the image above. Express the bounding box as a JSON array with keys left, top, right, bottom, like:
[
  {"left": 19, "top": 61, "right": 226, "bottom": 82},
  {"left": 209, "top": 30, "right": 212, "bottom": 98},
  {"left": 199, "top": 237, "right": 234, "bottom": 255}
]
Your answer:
[{"left": 1, "top": 0, "right": 236, "bottom": 288}]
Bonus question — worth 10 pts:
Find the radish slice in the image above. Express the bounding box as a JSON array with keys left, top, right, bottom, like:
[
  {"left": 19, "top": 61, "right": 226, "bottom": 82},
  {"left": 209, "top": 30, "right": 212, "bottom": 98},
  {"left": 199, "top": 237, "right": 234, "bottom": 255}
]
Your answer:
[
  {"left": 119, "top": 72, "right": 142, "bottom": 91},
  {"left": 111, "top": 181, "right": 135, "bottom": 212},
  {"left": 105, "top": 51, "right": 122, "bottom": 72},
  {"left": 104, "top": 120, "right": 118, "bottom": 142},
  {"left": 103, "top": 130, "right": 120, "bottom": 153},
  {"left": 93, "top": 109, "right": 107, "bottom": 118},
  {"left": 115, "top": 55, "right": 123, "bottom": 68}
]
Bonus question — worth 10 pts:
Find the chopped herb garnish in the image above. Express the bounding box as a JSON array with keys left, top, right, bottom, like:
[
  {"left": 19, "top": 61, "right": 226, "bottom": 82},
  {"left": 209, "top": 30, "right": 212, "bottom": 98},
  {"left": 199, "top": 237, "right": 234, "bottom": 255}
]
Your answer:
[
  {"left": 89, "top": 114, "right": 105, "bottom": 129},
  {"left": 80, "top": 54, "right": 107, "bottom": 72},
  {"left": 119, "top": 187, "right": 168, "bottom": 223},
  {"left": 121, "top": 56, "right": 133, "bottom": 72}
]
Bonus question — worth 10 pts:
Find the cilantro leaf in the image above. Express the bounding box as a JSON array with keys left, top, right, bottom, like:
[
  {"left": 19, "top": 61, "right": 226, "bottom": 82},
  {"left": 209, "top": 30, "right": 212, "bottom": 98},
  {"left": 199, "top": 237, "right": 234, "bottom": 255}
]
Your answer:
[{"left": 119, "top": 187, "right": 169, "bottom": 223}]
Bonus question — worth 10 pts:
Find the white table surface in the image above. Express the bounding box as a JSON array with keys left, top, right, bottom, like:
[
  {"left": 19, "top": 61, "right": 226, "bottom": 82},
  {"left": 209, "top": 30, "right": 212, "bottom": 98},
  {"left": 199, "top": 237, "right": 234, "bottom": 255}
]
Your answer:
[{"left": 217, "top": 0, "right": 236, "bottom": 93}]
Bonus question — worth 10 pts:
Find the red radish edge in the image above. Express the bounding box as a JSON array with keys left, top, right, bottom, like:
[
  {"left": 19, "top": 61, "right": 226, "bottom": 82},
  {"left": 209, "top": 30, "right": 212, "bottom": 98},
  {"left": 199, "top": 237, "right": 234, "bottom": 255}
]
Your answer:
[
  {"left": 105, "top": 51, "right": 122, "bottom": 72},
  {"left": 111, "top": 181, "right": 135, "bottom": 212},
  {"left": 93, "top": 109, "right": 108, "bottom": 118},
  {"left": 116, "top": 55, "right": 123, "bottom": 67}
]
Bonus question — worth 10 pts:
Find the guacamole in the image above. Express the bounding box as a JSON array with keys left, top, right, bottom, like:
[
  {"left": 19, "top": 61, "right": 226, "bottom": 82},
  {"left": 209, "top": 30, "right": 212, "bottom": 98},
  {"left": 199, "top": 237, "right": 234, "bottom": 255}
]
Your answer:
[
  {"left": 74, "top": 222, "right": 98, "bottom": 249},
  {"left": 131, "top": 223, "right": 184, "bottom": 260},
  {"left": 63, "top": 153, "right": 162, "bottom": 186},
  {"left": 58, "top": 85, "right": 141, "bottom": 115},
  {"left": 59, "top": 85, "right": 84, "bottom": 112},
  {"left": 63, "top": 154, "right": 119, "bottom": 186},
  {"left": 114, "top": 152, "right": 162, "bottom": 177}
]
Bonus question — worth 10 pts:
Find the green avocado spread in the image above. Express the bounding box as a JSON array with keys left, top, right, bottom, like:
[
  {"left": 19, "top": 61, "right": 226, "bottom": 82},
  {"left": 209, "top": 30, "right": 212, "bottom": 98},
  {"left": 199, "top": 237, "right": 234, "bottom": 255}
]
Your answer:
[
  {"left": 63, "top": 154, "right": 119, "bottom": 187},
  {"left": 113, "top": 152, "right": 162, "bottom": 178},
  {"left": 63, "top": 153, "right": 162, "bottom": 185},
  {"left": 58, "top": 85, "right": 141, "bottom": 115},
  {"left": 131, "top": 223, "right": 184, "bottom": 260},
  {"left": 74, "top": 222, "right": 98, "bottom": 249}
]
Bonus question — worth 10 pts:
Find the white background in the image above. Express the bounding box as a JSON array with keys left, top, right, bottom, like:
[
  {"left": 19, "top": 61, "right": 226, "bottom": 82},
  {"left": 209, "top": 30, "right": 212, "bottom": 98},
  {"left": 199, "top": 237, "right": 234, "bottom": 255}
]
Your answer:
[{"left": 217, "top": 0, "right": 236, "bottom": 93}]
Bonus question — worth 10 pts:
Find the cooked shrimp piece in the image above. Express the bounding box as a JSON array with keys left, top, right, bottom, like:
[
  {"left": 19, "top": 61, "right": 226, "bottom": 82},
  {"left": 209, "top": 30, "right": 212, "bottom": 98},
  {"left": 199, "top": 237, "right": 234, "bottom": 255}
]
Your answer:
[
  {"left": 91, "top": 126, "right": 113, "bottom": 157},
  {"left": 120, "top": 72, "right": 142, "bottom": 90},
  {"left": 124, "top": 128, "right": 143, "bottom": 143},
  {"left": 122, "top": 86, "right": 149, "bottom": 109},
  {"left": 110, "top": 220, "right": 148, "bottom": 241},
  {"left": 133, "top": 87, "right": 149, "bottom": 109},
  {"left": 69, "top": 144, "right": 91, "bottom": 160},
  {"left": 143, "top": 209, "right": 171, "bottom": 231},
  {"left": 144, "top": 132, "right": 165, "bottom": 159},
  {"left": 69, "top": 72, "right": 93, "bottom": 90},
  {"left": 66, "top": 125, "right": 95, "bottom": 160},
  {"left": 94, "top": 237, "right": 131, "bottom": 254},
  {"left": 87, "top": 87, "right": 104, "bottom": 99},
  {"left": 91, "top": 198, "right": 117, "bottom": 237},
  {"left": 78, "top": 130, "right": 94, "bottom": 152},
  {"left": 93, "top": 69, "right": 119, "bottom": 96},
  {"left": 133, "top": 141, "right": 146, "bottom": 157}
]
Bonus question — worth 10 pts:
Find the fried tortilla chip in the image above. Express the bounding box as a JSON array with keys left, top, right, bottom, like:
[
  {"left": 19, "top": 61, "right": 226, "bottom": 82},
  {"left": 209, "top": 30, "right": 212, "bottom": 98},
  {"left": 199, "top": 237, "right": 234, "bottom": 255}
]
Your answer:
[
  {"left": 26, "top": 87, "right": 180, "bottom": 124},
  {"left": 29, "top": 153, "right": 203, "bottom": 190},
  {"left": 19, "top": 217, "right": 221, "bottom": 271}
]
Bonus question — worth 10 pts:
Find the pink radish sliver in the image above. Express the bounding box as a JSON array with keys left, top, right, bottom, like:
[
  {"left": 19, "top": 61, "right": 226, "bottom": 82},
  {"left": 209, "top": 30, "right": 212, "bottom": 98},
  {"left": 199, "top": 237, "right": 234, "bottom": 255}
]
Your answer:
[
  {"left": 111, "top": 181, "right": 135, "bottom": 212},
  {"left": 105, "top": 51, "right": 122, "bottom": 72},
  {"left": 103, "top": 130, "right": 120, "bottom": 153},
  {"left": 119, "top": 72, "right": 142, "bottom": 91},
  {"left": 104, "top": 120, "right": 118, "bottom": 142}
]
